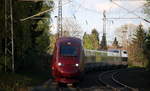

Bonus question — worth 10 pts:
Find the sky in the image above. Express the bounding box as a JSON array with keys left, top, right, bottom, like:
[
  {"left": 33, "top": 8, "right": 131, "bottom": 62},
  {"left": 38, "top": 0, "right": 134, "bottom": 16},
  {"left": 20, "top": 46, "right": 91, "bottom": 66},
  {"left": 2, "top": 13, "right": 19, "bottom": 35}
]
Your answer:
[{"left": 51, "top": 0, "right": 149, "bottom": 43}]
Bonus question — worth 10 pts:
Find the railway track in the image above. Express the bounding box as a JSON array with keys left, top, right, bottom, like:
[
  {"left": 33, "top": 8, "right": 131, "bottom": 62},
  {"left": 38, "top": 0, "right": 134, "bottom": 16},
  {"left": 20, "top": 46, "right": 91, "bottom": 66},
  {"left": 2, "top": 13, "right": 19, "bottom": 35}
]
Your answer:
[
  {"left": 31, "top": 68, "right": 143, "bottom": 91},
  {"left": 99, "top": 68, "right": 139, "bottom": 91},
  {"left": 31, "top": 71, "right": 112, "bottom": 91}
]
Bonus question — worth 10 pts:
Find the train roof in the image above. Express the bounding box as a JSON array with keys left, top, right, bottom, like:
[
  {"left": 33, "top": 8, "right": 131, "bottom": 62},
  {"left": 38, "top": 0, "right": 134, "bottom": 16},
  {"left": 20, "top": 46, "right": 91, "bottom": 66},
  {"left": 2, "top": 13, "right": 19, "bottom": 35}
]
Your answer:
[
  {"left": 108, "top": 49, "right": 127, "bottom": 51},
  {"left": 56, "top": 37, "right": 82, "bottom": 44}
]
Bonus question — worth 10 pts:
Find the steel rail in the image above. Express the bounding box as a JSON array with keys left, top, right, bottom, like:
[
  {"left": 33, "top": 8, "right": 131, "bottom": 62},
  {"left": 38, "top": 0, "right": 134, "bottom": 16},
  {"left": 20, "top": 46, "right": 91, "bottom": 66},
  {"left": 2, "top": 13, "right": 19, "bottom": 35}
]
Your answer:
[
  {"left": 112, "top": 72, "right": 138, "bottom": 91},
  {"left": 99, "top": 69, "right": 138, "bottom": 90}
]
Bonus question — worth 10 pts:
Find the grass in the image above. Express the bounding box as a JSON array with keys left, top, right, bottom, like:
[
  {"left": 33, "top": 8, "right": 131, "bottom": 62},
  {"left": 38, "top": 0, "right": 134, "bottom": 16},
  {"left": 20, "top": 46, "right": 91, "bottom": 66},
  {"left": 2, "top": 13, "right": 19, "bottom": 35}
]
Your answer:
[{"left": 0, "top": 70, "right": 51, "bottom": 91}]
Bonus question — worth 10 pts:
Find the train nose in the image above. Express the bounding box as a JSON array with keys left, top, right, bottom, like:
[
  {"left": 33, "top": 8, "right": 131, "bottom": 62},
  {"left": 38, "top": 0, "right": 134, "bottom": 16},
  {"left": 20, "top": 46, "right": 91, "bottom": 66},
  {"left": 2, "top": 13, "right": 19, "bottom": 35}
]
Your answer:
[{"left": 58, "top": 63, "right": 80, "bottom": 76}]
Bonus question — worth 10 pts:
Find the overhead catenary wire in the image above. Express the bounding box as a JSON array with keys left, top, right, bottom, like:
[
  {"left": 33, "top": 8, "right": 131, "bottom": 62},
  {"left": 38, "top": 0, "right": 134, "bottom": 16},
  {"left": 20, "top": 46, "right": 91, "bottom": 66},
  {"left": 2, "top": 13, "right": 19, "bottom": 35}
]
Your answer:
[
  {"left": 72, "top": 0, "right": 149, "bottom": 21},
  {"left": 106, "top": 17, "right": 141, "bottom": 19},
  {"left": 20, "top": 0, "right": 72, "bottom": 21},
  {"left": 21, "top": 0, "right": 149, "bottom": 21},
  {"left": 31, "top": 17, "right": 50, "bottom": 19},
  {"left": 73, "top": 1, "right": 100, "bottom": 14},
  {"left": 73, "top": 0, "right": 86, "bottom": 14},
  {"left": 106, "top": 6, "right": 141, "bottom": 25},
  {"left": 105, "top": 2, "right": 149, "bottom": 24},
  {"left": 110, "top": 0, "right": 150, "bottom": 23},
  {"left": 112, "top": 0, "right": 147, "bottom": 1},
  {"left": 117, "top": 2, "right": 148, "bottom": 20},
  {"left": 72, "top": 0, "right": 85, "bottom": 20}
]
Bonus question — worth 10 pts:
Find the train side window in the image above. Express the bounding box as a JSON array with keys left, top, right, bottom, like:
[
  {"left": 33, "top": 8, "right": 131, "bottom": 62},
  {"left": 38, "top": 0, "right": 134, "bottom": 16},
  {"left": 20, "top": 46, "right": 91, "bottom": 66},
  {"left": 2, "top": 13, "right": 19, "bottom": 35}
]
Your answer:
[
  {"left": 111, "top": 50, "right": 119, "bottom": 53},
  {"left": 108, "top": 50, "right": 119, "bottom": 53}
]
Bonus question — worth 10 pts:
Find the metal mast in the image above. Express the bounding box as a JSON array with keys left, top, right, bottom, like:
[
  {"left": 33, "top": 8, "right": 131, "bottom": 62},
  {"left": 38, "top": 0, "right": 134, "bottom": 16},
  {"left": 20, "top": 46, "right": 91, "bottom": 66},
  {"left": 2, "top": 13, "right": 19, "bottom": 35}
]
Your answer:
[
  {"left": 10, "top": 0, "right": 14, "bottom": 73},
  {"left": 57, "top": 0, "right": 63, "bottom": 38},
  {"left": 101, "top": 10, "right": 107, "bottom": 50},
  {"left": 5, "top": 0, "right": 8, "bottom": 72},
  {"left": 5, "top": 0, "right": 14, "bottom": 72}
]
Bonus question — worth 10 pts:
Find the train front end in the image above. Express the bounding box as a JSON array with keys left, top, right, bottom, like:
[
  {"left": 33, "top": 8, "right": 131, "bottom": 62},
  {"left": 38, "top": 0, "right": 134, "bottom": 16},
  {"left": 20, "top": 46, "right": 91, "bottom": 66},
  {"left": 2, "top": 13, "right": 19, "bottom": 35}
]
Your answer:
[{"left": 51, "top": 37, "right": 83, "bottom": 84}]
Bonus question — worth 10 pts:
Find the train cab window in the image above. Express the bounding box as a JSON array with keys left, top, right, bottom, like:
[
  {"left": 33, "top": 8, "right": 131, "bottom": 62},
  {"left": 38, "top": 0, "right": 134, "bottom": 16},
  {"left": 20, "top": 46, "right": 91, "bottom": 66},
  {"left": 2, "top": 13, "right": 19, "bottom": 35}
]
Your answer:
[{"left": 60, "top": 45, "right": 77, "bottom": 57}]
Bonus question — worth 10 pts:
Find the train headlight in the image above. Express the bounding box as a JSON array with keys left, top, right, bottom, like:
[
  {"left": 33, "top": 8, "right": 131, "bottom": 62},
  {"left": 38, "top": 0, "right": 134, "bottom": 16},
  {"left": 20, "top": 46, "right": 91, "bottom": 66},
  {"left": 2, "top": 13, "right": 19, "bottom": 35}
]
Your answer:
[
  {"left": 58, "top": 62, "right": 62, "bottom": 66},
  {"left": 75, "top": 64, "right": 79, "bottom": 67}
]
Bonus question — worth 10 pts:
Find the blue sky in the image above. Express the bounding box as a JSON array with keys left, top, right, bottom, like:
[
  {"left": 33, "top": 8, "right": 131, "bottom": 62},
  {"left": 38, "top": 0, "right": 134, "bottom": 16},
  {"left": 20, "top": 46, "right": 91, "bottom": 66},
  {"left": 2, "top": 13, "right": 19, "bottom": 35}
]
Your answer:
[{"left": 51, "top": 0, "right": 149, "bottom": 43}]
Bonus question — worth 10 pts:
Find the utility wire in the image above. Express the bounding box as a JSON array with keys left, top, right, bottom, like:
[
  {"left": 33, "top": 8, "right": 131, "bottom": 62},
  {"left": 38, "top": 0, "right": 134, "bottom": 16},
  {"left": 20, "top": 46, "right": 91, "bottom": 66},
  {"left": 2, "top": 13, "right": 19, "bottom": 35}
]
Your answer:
[
  {"left": 73, "top": 0, "right": 150, "bottom": 23},
  {"left": 22, "top": 0, "right": 149, "bottom": 22},
  {"left": 106, "top": 17, "right": 141, "bottom": 19},
  {"left": 72, "top": 0, "right": 85, "bottom": 20},
  {"left": 72, "top": 0, "right": 86, "bottom": 21},
  {"left": 73, "top": 1, "right": 148, "bottom": 20},
  {"left": 20, "top": 0, "right": 72, "bottom": 21},
  {"left": 31, "top": 17, "right": 49, "bottom": 19},
  {"left": 119, "top": 2, "right": 147, "bottom": 19},
  {"left": 111, "top": 0, "right": 150, "bottom": 23},
  {"left": 73, "top": 1, "right": 100, "bottom": 14},
  {"left": 74, "top": 0, "right": 86, "bottom": 14}
]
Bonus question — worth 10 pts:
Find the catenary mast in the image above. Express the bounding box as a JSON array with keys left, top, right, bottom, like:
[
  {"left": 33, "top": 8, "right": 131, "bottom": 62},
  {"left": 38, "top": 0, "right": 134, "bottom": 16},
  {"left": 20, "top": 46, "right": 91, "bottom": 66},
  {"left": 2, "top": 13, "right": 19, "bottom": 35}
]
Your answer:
[
  {"left": 100, "top": 10, "right": 107, "bottom": 50},
  {"left": 57, "top": 0, "right": 63, "bottom": 37}
]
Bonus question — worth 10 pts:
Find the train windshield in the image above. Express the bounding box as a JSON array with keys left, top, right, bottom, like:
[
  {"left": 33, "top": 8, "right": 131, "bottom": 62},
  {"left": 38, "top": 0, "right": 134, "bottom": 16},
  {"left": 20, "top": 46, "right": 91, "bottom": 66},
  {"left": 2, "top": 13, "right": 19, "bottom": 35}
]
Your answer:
[{"left": 60, "top": 45, "right": 78, "bottom": 57}]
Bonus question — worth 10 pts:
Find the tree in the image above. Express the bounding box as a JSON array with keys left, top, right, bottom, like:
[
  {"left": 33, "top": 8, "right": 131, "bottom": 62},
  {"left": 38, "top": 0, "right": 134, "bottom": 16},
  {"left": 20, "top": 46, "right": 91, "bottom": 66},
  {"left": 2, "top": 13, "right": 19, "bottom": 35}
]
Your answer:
[
  {"left": 143, "top": 0, "right": 150, "bottom": 69},
  {"left": 83, "top": 32, "right": 93, "bottom": 49},
  {"left": 62, "top": 18, "right": 83, "bottom": 38},
  {"left": 0, "top": 0, "right": 54, "bottom": 72},
  {"left": 83, "top": 29, "right": 100, "bottom": 50},
  {"left": 49, "top": 34, "right": 57, "bottom": 54},
  {"left": 115, "top": 23, "right": 137, "bottom": 48},
  {"left": 112, "top": 37, "right": 119, "bottom": 49},
  {"left": 144, "top": 0, "right": 150, "bottom": 18},
  {"left": 91, "top": 28, "right": 100, "bottom": 50},
  {"left": 129, "top": 24, "right": 147, "bottom": 67},
  {"left": 144, "top": 28, "right": 150, "bottom": 69},
  {"left": 100, "top": 34, "right": 107, "bottom": 50}
]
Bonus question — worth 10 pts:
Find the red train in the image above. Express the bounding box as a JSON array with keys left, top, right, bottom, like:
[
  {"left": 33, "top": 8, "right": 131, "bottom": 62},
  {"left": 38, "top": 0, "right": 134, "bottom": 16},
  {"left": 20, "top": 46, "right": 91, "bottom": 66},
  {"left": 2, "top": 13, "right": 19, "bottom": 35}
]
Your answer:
[
  {"left": 51, "top": 37, "right": 84, "bottom": 84},
  {"left": 51, "top": 37, "right": 128, "bottom": 84}
]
